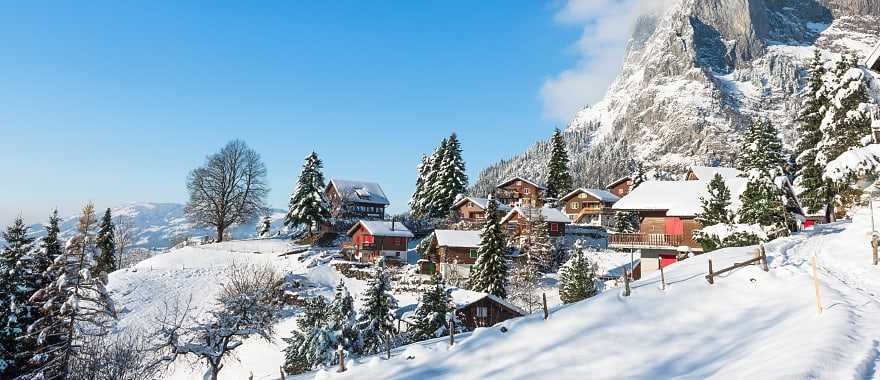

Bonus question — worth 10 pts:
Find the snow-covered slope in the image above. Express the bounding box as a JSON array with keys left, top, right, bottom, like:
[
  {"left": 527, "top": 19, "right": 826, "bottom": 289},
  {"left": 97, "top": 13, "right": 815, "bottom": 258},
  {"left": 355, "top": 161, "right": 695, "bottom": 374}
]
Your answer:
[
  {"left": 317, "top": 205, "right": 880, "bottom": 379},
  {"left": 471, "top": 0, "right": 880, "bottom": 194},
  {"left": 20, "top": 202, "right": 286, "bottom": 250}
]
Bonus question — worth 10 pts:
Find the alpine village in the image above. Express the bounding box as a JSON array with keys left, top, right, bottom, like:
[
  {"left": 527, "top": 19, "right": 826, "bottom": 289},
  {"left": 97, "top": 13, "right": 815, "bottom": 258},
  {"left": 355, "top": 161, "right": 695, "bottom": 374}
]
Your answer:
[{"left": 3, "top": 3, "right": 880, "bottom": 380}]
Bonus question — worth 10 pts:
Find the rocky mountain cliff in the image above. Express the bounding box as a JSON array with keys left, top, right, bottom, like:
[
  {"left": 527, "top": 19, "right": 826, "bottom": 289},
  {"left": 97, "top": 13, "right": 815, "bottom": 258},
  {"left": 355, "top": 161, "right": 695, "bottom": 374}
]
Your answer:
[{"left": 470, "top": 0, "right": 880, "bottom": 196}]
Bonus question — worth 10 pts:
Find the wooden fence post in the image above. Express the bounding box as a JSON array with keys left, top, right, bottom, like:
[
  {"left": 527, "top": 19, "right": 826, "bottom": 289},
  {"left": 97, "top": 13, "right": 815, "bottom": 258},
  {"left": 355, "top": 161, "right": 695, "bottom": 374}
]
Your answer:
[
  {"left": 760, "top": 245, "right": 769, "bottom": 272},
  {"left": 622, "top": 269, "right": 631, "bottom": 297},
  {"left": 872, "top": 237, "right": 878, "bottom": 266},
  {"left": 658, "top": 258, "right": 666, "bottom": 291},
  {"left": 338, "top": 346, "right": 346, "bottom": 372},
  {"left": 707, "top": 259, "right": 714, "bottom": 285},
  {"left": 279, "top": 366, "right": 285, "bottom": 380},
  {"left": 542, "top": 293, "right": 549, "bottom": 320},
  {"left": 448, "top": 317, "right": 455, "bottom": 346},
  {"left": 812, "top": 255, "right": 822, "bottom": 314},
  {"left": 386, "top": 333, "right": 392, "bottom": 359}
]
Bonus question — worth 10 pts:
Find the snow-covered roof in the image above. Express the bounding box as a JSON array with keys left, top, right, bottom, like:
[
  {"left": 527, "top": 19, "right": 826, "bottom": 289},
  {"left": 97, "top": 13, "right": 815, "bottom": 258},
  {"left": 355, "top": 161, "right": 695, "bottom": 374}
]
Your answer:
[
  {"left": 347, "top": 220, "right": 413, "bottom": 238},
  {"left": 687, "top": 165, "right": 743, "bottom": 180},
  {"left": 328, "top": 179, "right": 390, "bottom": 206},
  {"left": 434, "top": 229, "right": 481, "bottom": 248},
  {"left": 605, "top": 176, "right": 631, "bottom": 189},
  {"left": 866, "top": 42, "right": 880, "bottom": 71},
  {"left": 559, "top": 188, "right": 621, "bottom": 203},
  {"left": 496, "top": 176, "right": 547, "bottom": 190},
  {"left": 612, "top": 179, "right": 748, "bottom": 217},
  {"left": 503, "top": 206, "right": 572, "bottom": 224},
  {"left": 452, "top": 196, "right": 513, "bottom": 212},
  {"left": 448, "top": 288, "right": 526, "bottom": 315}
]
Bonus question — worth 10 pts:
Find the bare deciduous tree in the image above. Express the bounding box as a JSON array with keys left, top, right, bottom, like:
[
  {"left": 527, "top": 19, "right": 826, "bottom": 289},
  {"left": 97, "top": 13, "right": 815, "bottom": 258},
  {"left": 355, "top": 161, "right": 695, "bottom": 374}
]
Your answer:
[
  {"left": 70, "top": 332, "right": 165, "bottom": 380},
  {"left": 152, "top": 263, "right": 282, "bottom": 380},
  {"left": 185, "top": 140, "right": 269, "bottom": 242},
  {"left": 113, "top": 215, "right": 135, "bottom": 269}
]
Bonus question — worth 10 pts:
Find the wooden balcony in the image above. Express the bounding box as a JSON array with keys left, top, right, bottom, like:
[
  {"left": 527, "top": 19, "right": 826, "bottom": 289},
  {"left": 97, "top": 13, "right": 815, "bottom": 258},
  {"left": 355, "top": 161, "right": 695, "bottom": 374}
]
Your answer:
[{"left": 608, "top": 233, "right": 694, "bottom": 250}]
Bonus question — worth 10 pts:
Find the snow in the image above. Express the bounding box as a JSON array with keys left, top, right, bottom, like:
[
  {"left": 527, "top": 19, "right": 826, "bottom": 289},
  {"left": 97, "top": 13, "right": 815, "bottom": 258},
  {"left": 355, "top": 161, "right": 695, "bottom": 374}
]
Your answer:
[
  {"left": 433, "top": 230, "right": 481, "bottom": 248},
  {"left": 447, "top": 288, "right": 526, "bottom": 316},
  {"left": 699, "top": 223, "right": 768, "bottom": 241},
  {"left": 559, "top": 188, "right": 620, "bottom": 203},
  {"left": 503, "top": 206, "right": 571, "bottom": 224},
  {"left": 328, "top": 179, "right": 390, "bottom": 205},
  {"left": 496, "top": 176, "right": 546, "bottom": 190},
  {"left": 351, "top": 220, "right": 414, "bottom": 238},
  {"left": 824, "top": 144, "right": 880, "bottom": 181},
  {"left": 315, "top": 204, "right": 880, "bottom": 379},
  {"left": 687, "top": 165, "right": 743, "bottom": 180},
  {"left": 613, "top": 179, "right": 748, "bottom": 217}
]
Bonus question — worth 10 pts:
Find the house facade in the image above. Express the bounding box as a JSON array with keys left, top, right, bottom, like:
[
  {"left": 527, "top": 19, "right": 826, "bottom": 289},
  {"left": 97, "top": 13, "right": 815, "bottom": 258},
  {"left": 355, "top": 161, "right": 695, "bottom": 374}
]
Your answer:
[
  {"left": 346, "top": 220, "right": 413, "bottom": 263},
  {"left": 502, "top": 206, "right": 570, "bottom": 238},
  {"left": 560, "top": 188, "right": 620, "bottom": 228},
  {"left": 605, "top": 176, "right": 633, "bottom": 198},
  {"left": 430, "top": 229, "right": 482, "bottom": 278},
  {"left": 449, "top": 289, "right": 526, "bottom": 330},
  {"left": 609, "top": 178, "right": 748, "bottom": 277},
  {"left": 452, "top": 196, "right": 512, "bottom": 222},
  {"left": 495, "top": 177, "right": 546, "bottom": 207},
  {"left": 326, "top": 179, "right": 390, "bottom": 220}
]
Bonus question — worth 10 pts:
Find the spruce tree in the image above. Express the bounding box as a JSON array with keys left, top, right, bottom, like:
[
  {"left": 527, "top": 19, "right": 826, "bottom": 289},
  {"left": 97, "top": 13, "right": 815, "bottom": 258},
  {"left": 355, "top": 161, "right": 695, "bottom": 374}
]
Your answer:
[
  {"left": 410, "top": 273, "right": 451, "bottom": 342},
  {"left": 423, "top": 139, "right": 448, "bottom": 218},
  {"left": 736, "top": 118, "right": 789, "bottom": 230},
  {"left": 739, "top": 118, "right": 785, "bottom": 176},
  {"left": 546, "top": 128, "right": 573, "bottom": 199},
  {"left": 25, "top": 203, "right": 116, "bottom": 380},
  {"left": 35, "top": 210, "right": 63, "bottom": 286},
  {"left": 356, "top": 260, "right": 398, "bottom": 355},
  {"left": 326, "top": 280, "right": 358, "bottom": 355},
  {"left": 795, "top": 49, "right": 831, "bottom": 216},
  {"left": 696, "top": 173, "right": 733, "bottom": 226},
  {"left": 632, "top": 162, "right": 649, "bottom": 190},
  {"left": 1, "top": 216, "right": 36, "bottom": 376},
  {"left": 258, "top": 215, "right": 272, "bottom": 238},
  {"left": 285, "top": 152, "right": 331, "bottom": 236},
  {"left": 433, "top": 133, "right": 468, "bottom": 218},
  {"left": 738, "top": 176, "right": 787, "bottom": 229},
  {"left": 558, "top": 243, "right": 597, "bottom": 304},
  {"left": 94, "top": 208, "right": 116, "bottom": 279},
  {"left": 614, "top": 211, "right": 638, "bottom": 233},
  {"left": 468, "top": 199, "right": 508, "bottom": 298},
  {"left": 409, "top": 154, "right": 432, "bottom": 218},
  {"left": 283, "top": 297, "right": 330, "bottom": 374}
]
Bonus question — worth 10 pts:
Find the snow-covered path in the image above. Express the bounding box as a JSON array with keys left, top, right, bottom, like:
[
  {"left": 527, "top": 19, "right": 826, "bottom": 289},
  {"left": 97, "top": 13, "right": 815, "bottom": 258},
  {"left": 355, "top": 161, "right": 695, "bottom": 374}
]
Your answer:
[{"left": 314, "top": 206, "right": 880, "bottom": 380}]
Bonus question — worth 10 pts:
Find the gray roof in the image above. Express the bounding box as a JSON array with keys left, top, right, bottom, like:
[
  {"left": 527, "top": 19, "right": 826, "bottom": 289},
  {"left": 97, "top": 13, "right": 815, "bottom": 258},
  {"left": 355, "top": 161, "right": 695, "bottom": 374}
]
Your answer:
[
  {"left": 452, "top": 196, "right": 513, "bottom": 212},
  {"left": 328, "top": 179, "right": 390, "bottom": 206},
  {"left": 496, "top": 176, "right": 547, "bottom": 190},
  {"left": 560, "top": 188, "right": 620, "bottom": 203}
]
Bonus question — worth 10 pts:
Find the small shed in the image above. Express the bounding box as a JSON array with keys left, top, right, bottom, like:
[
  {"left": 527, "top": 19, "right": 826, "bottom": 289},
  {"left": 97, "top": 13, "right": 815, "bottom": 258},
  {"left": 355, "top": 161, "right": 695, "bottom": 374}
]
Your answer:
[{"left": 449, "top": 288, "right": 526, "bottom": 330}]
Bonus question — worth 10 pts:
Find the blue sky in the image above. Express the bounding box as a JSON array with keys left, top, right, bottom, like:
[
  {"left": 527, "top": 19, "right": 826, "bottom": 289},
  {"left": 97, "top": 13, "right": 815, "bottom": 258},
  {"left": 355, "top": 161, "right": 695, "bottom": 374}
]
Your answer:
[{"left": 0, "top": 1, "right": 621, "bottom": 224}]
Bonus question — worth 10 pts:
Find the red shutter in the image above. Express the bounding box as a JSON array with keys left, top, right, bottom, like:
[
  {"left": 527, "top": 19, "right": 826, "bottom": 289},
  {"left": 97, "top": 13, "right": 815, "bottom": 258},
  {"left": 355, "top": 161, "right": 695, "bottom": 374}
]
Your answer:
[{"left": 364, "top": 235, "right": 374, "bottom": 244}]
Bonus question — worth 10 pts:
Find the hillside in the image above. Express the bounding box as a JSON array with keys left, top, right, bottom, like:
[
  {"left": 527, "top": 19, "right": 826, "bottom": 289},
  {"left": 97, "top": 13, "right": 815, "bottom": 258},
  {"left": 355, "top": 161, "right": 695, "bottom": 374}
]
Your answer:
[
  {"left": 315, "top": 205, "right": 880, "bottom": 379},
  {"left": 470, "top": 0, "right": 880, "bottom": 195}
]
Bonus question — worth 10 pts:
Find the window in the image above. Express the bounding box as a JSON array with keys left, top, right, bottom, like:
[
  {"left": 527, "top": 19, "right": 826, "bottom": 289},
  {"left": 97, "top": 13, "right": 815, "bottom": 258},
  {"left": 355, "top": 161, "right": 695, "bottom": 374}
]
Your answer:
[
  {"left": 550, "top": 223, "right": 559, "bottom": 232},
  {"left": 508, "top": 222, "right": 517, "bottom": 231},
  {"left": 571, "top": 202, "right": 580, "bottom": 210},
  {"left": 523, "top": 187, "right": 530, "bottom": 194},
  {"left": 516, "top": 180, "right": 522, "bottom": 186},
  {"left": 579, "top": 193, "right": 589, "bottom": 199},
  {"left": 363, "top": 235, "right": 375, "bottom": 244},
  {"left": 475, "top": 306, "right": 488, "bottom": 318},
  {"left": 469, "top": 249, "right": 478, "bottom": 258}
]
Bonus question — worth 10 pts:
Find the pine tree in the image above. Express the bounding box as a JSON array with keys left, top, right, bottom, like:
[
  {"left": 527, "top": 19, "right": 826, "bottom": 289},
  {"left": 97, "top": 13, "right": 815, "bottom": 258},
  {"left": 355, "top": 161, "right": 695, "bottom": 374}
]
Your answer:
[
  {"left": 631, "top": 162, "right": 649, "bottom": 189},
  {"left": 739, "top": 118, "right": 785, "bottom": 176},
  {"left": 738, "top": 176, "right": 787, "bottom": 229},
  {"left": 283, "top": 297, "right": 330, "bottom": 374},
  {"left": 614, "top": 211, "right": 638, "bottom": 233},
  {"left": 546, "top": 128, "right": 573, "bottom": 199},
  {"left": 736, "top": 118, "right": 789, "bottom": 230},
  {"left": 1, "top": 216, "right": 37, "bottom": 376},
  {"left": 409, "top": 154, "right": 432, "bottom": 218},
  {"left": 326, "top": 280, "right": 358, "bottom": 355},
  {"left": 558, "top": 243, "right": 597, "bottom": 304},
  {"left": 795, "top": 49, "right": 831, "bottom": 216},
  {"left": 433, "top": 133, "right": 468, "bottom": 218},
  {"left": 696, "top": 173, "right": 733, "bottom": 226},
  {"left": 285, "top": 152, "right": 331, "bottom": 235},
  {"left": 423, "top": 139, "right": 448, "bottom": 218},
  {"left": 35, "top": 210, "right": 63, "bottom": 286},
  {"left": 25, "top": 203, "right": 116, "bottom": 379},
  {"left": 258, "top": 215, "right": 272, "bottom": 238},
  {"left": 468, "top": 199, "right": 508, "bottom": 298},
  {"left": 94, "top": 208, "right": 116, "bottom": 279},
  {"left": 356, "top": 260, "right": 398, "bottom": 355},
  {"left": 410, "top": 273, "right": 451, "bottom": 342}
]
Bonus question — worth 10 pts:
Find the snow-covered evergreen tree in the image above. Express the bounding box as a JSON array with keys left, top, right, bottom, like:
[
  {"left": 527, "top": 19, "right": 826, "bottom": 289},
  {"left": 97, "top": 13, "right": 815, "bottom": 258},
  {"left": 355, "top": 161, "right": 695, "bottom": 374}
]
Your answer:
[
  {"left": 468, "top": 199, "right": 508, "bottom": 298},
  {"left": 416, "top": 233, "right": 438, "bottom": 264},
  {"left": 326, "top": 280, "right": 358, "bottom": 355},
  {"left": 614, "top": 211, "right": 639, "bottom": 233},
  {"left": 696, "top": 173, "right": 733, "bottom": 226},
  {"left": 423, "top": 139, "right": 448, "bottom": 219},
  {"left": 25, "top": 203, "right": 117, "bottom": 380},
  {"left": 546, "top": 128, "right": 573, "bottom": 199},
  {"left": 795, "top": 49, "right": 832, "bottom": 217},
  {"left": 739, "top": 118, "right": 785, "bottom": 176},
  {"left": 736, "top": 118, "right": 789, "bottom": 231},
  {"left": 738, "top": 175, "right": 788, "bottom": 230},
  {"left": 283, "top": 297, "right": 329, "bottom": 374},
  {"left": 409, "top": 154, "right": 432, "bottom": 218},
  {"left": 94, "top": 208, "right": 116, "bottom": 279},
  {"left": 410, "top": 273, "right": 451, "bottom": 342},
  {"left": 0, "top": 216, "right": 37, "bottom": 376},
  {"left": 258, "top": 215, "right": 272, "bottom": 238},
  {"left": 632, "top": 161, "right": 649, "bottom": 189},
  {"left": 356, "top": 260, "right": 398, "bottom": 355},
  {"left": 285, "top": 152, "right": 331, "bottom": 235},
  {"left": 36, "top": 210, "right": 63, "bottom": 284},
  {"left": 558, "top": 243, "right": 597, "bottom": 304},
  {"left": 433, "top": 133, "right": 468, "bottom": 218}
]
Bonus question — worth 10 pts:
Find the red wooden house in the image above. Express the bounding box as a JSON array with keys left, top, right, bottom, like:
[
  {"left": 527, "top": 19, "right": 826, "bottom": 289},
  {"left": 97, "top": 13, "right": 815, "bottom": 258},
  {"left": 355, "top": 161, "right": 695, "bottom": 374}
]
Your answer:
[{"left": 346, "top": 220, "right": 413, "bottom": 263}]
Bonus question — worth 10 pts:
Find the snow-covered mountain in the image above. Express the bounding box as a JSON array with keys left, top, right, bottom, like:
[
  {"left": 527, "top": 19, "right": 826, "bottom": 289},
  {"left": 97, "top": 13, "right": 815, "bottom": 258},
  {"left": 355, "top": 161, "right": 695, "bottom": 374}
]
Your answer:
[
  {"left": 18, "top": 202, "right": 287, "bottom": 250},
  {"left": 471, "top": 0, "right": 880, "bottom": 195}
]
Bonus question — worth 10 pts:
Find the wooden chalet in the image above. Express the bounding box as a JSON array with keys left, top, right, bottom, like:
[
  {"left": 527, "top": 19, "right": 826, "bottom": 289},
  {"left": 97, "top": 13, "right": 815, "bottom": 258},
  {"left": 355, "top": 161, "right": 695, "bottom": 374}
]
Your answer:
[
  {"left": 495, "top": 176, "right": 546, "bottom": 207},
  {"left": 501, "top": 206, "right": 571, "bottom": 238},
  {"left": 610, "top": 178, "right": 748, "bottom": 277},
  {"left": 452, "top": 196, "right": 512, "bottom": 222},
  {"left": 450, "top": 289, "right": 526, "bottom": 330},
  {"left": 346, "top": 220, "right": 413, "bottom": 263},
  {"left": 428, "top": 229, "right": 482, "bottom": 277},
  {"left": 605, "top": 176, "right": 633, "bottom": 198},
  {"left": 326, "top": 179, "right": 390, "bottom": 220},
  {"left": 559, "top": 188, "right": 620, "bottom": 228}
]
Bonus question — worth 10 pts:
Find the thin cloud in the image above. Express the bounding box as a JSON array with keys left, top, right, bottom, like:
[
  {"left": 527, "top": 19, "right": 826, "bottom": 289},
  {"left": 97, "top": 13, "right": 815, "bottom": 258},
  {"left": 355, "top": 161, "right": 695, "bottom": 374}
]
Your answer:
[{"left": 541, "top": 0, "right": 671, "bottom": 122}]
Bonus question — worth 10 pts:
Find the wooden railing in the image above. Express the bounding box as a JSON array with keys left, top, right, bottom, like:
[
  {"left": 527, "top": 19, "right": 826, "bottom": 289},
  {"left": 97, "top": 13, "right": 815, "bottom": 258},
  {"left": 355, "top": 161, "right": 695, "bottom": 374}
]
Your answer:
[{"left": 608, "top": 233, "right": 684, "bottom": 248}]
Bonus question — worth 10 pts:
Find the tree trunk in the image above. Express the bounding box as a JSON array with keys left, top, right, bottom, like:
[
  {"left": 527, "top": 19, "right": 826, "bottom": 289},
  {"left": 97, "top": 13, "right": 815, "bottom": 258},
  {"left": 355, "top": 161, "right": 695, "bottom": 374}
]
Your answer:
[{"left": 217, "top": 225, "right": 225, "bottom": 242}]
